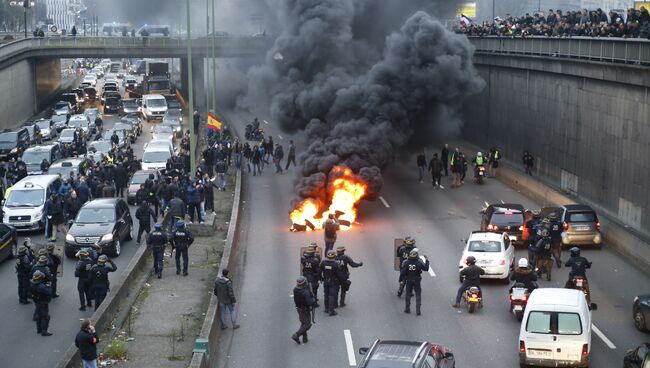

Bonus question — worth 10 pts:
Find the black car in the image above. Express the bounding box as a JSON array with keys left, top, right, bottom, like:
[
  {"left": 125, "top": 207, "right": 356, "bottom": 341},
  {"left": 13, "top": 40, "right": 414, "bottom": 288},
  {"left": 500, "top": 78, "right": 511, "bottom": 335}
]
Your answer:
[
  {"left": 358, "top": 340, "right": 455, "bottom": 368},
  {"left": 624, "top": 343, "right": 650, "bottom": 368},
  {"left": 164, "top": 94, "right": 182, "bottom": 111},
  {"left": 60, "top": 93, "right": 81, "bottom": 113},
  {"left": 104, "top": 97, "right": 121, "bottom": 114},
  {"left": 480, "top": 203, "right": 525, "bottom": 243},
  {"left": 0, "top": 223, "right": 18, "bottom": 262},
  {"left": 65, "top": 198, "right": 133, "bottom": 257},
  {"left": 0, "top": 128, "right": 31, "bottom": 160},
  {"left": 633, "top": 294, "right": 650, "bottom": 332}
]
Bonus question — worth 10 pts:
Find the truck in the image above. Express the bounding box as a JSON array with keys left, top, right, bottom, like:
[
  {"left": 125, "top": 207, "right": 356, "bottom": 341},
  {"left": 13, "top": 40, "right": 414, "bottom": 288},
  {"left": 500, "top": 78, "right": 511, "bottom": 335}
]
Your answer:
[{"left": 126, "top": 60, "right": 172, "bottom": 97}]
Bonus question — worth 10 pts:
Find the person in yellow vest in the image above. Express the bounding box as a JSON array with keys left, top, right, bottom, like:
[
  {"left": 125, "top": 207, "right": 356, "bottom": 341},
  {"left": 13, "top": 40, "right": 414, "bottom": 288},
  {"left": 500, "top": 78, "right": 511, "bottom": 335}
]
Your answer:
[
  {"left": 473, "top": 152, "right": 486, "bottom": 181},
  {"left": 488, "top": 147, "right": 501, "bottom": 178},
  {"left": 450, "top": 148, "right": 461, "bottom": 187}
]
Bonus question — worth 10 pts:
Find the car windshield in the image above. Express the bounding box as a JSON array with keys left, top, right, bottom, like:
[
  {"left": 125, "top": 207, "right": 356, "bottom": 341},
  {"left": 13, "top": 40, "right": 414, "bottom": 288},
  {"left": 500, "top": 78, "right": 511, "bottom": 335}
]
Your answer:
[
  {"left": 106, "top": 98, "right": 120, "bottom": 105},
  {"left": 35, "top": 121, "right": 51, "bottom": 129},
  {"left": 69, "top": 119, "right": 88, "bottom": 128},
  {"left": 557, "top": 313, "right": 582, "bottom": 335},
  {"left": 491, "top": 212, "right": 524, "bottom": 226},
  {"left": 21, "top": 150, "right": 50, "bottom": 164},
  {"left": 90, "top": 141, "right": 112, "bottom": 153},
  {"left": 61, "top": 130, "right": 75, "bottom": 138},
  {"left": 154, "top": 125, "right": 173, "bottom": 133},
  {"left": 48, "top": 166, "right": 77, "bottom": 177},
  {"left": 5, "top": 189, "right": 44, "bottom": 207},
  {"left": 114, "top": 123, "right": 132, "bottom": 131},
  {"left": 567, "top": 212, "right": 597, "bottom": 222},
  {"left": 143, "top": 150, "right": 170, "bottom": 163},
  {"left": 76, "top": 207, "right": 115, "bottom": 224},
  {"left": 468, "top": 240, "right": 502, "bottom": 252},
  {"left": 0, "top": 132, "right": 18, "bottom": 143},
  {"left": 85, "top": 108, "right": 99, "bottom": 115},
  {"left": 54, "top": 102, "right": 68, "bottom": 109},
  {"left": 52, "top": 115, "right": 67, "bottom": 123},
  {"left": 131, "top": 173, "right": 150, "bottom": 184},
  {"left": 166, "top": 110, "right": 181, "bottom": 117},
  {"left": 526, "top": 311, "right": 552, "bottom": 334},
  {"left": 147, "top": 98, "right": 167, "bottom": 107},
  {"left": 123, "top": 101, "right": 137, "bottom": 108}
]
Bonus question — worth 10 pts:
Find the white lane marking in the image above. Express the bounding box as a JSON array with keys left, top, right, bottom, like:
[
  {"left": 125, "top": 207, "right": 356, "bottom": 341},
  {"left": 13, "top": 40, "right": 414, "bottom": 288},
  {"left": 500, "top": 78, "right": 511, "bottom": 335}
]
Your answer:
[
  {"left": 344, "top": 329, "right": 357, "bottom": 366},
  {"left": 592, "top": 324, "right": 617, "bottom": 349},
  {"left": 379, "top": 196, "right": 390, "bottom": 208},
  {"left": 263, "top": 119, "right": 269, "bottom": 125},
  {"left": 420, "top": 256, "right": 436, "bottom": 277},
  {"left": 278, "top": 134, "right": 283, "bottom": 140}
]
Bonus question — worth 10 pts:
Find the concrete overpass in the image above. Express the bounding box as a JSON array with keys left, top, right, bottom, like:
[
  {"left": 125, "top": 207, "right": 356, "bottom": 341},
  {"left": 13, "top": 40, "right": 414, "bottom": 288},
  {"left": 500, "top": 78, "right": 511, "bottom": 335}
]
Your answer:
[{"left": 462, "top": 36, "right": 650, "bottom": 238}]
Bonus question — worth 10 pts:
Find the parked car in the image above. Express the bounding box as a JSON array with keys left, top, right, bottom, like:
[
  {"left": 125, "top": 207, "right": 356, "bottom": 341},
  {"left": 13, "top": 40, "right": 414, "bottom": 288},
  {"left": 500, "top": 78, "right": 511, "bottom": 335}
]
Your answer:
[
  {"left": 21, "top": 144, "right": 63, "bottom": 175},
  {"left": 47, "top": 158, "right": 92, "bottom": 179},
  {"left": 0, "top": 223, "right": 18, "bottom": 261},
  {"left": 458, "top": 231, "right": 514, "bottom": 282},
  {"left": 51, "top": 114, "right": 69, "bottom": 132},
  {"left": 480, "top": 203, "right": 525, "bottom": 243},
  {"left": 358, "top": 339, "right": 455, "bottom": 368},
  {"left": 0, "top": 128, "right": 31, "bottom": 160},
  {"left": 633, "top": 294, "right": 650, "bottom": 332},
  {"left": 65, "top": 198, "right": 133, "bottom": 257},
  {"left": 2, "top": 175, "right": 61, "bottom": 231},
  {"left": 121, "top": 98, "right": 140, "bottom": 116},
  {"left": 558, "top": 204, "right": 602, "bottom": 248}
]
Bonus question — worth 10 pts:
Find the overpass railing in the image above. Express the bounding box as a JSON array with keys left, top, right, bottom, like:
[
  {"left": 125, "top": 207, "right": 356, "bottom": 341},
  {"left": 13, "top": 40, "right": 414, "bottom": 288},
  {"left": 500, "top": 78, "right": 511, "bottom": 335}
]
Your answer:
[{"left": 468, "top": 36, "right": 650, "bottom": 65}]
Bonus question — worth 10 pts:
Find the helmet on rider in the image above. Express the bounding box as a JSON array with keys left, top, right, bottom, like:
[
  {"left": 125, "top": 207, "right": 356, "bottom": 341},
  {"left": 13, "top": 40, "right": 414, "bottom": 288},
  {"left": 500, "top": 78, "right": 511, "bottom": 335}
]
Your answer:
[
  {"left": 466, "top": 256, "right": 477, "bottom": 265},
  {"left": 154, "top": 223, "right": 162, "bottom": 231},
  {"left": 570, "top": 247, "right": 580, "bottom": 257},
  {"left": 296, "top": 275, "right": 307, "bottom": 285},
  {"left": 408, "top": 249, "right": 419, "bottom": 259},
  {"left": 404, "top": 236, "right": 415, "bottom": 246},
  {"left": 518, "top": 258, "right": 529, "bottom": 269},
  {"left": 176, "top": 220, "right": 185, "bottom": 229},
  {"left": 477, "top": 151, "right": 483, "bottom": 157},
  {"left": 541, "top": 229, "right": 550, "bottom": 237}
]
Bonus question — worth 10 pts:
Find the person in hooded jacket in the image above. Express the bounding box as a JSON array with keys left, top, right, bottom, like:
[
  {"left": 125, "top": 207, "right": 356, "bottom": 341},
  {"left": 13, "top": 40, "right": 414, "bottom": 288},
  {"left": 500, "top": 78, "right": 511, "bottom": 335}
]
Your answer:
[
  {"left": 214, "top": 269, "right": 239, "bottom": 330},
  {"left": 292, "top": 275, "right": 316, "bottom": 344},
  {"left": 509, "top": 258, "right": 538, "bottom": 292},
  {"left": 186, "top": 181, "right": 202, "bottom": 224}
]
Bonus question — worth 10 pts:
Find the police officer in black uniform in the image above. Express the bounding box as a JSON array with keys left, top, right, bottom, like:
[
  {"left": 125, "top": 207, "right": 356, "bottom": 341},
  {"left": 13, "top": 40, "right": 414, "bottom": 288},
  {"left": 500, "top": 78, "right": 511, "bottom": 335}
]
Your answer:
[
  {"left": 292, "top": 275, "right": 316, "bottom": 345},
  {"left": 31, "top": 254, "right": 53, "bottom": 285},
  {"left": 171, "top": 220, "right": 194, "bottom": 276},
  {"left": 548, "top": 214, "right": 563, "bottom": 268},
  {"left": 15, "top": 246, "right": 32, "bottom": 304},
  {"left": 90, "top": 255, "right": 117, "bottom": 310},
  {"left": 30, "top": 270, "right": 53, "bottom": 336},
  {"left": 45, "top": 243, "right": 61, "bottom": 298},
  {"left": 396, "top": 236, "right": 416, "bottom": 297},
  {"left": 400, "top": 249, "right": 429, "bottom": 315},
  {"left": 453, "top": 256, "right": 485, "bottom": 308},
  {"left": 334, "top": 246, "right": 363, "bottom": 307},
  {"left": 147, "top": 223, "right": 168, "bottom": 279},
  {"left": 300, "top": 243, "right": 321, "bottom": 307},
  {"left": 319, "top": 250, "right": 342, "bottom": 316},
  {"left": 75, "top": 249, "right": 95, "bottom": 311}
]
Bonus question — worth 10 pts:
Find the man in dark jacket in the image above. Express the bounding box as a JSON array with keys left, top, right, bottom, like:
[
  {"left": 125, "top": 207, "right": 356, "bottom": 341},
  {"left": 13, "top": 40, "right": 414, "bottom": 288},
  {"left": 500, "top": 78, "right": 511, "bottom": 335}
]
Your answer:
[
  {"left": 46, "top": 194, "right": 66, "bottom": 241},
  {"left": 31, "top": 270, "right": 53, "bottom": 336},
  {"left": 76, "top": 178, "right": 91, "bottom": 204},
  {"left": 292, "top": 275, "right": 316, "bottom": 344},
  {"left": 135, "top": 201, "right": 156, "bottom": 244},
  {"left": 75, "top": 319, "right": 99, "bottom": 367},
  {"left": 399, "top": 249, "right": 429, "bottom": 315},
  {"left": 416, "top": 151, "right": 426, "bottom": 182},
  {"left": 428, "top": 153, "right": 443, "bottom": 189},
  {"left": 441, "top": 144, "right": 449, "bottom": 176},
  {"left": 214, "top": 269, "right": 239, "bottom": 330},
  {"left": 509, "top": 258, "right": 538, "bottom": 292},
  {"left": 453, "top": 256, "right": 485, "bottom": 308},
  {"left": 113, "top": 163, "right": 128, "bottom": 198},
  {"left": 166, "top": 194, "right": 186, "bottom": 232}
]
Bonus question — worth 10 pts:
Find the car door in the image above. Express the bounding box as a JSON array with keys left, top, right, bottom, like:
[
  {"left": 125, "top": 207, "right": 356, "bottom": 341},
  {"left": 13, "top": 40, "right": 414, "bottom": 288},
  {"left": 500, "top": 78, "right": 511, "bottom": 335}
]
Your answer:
[
  {"left": 0, "top": 224, "right": 13, "bottom": 261},
  {"left": 503, "top": 234, "right": 514, "bottom": 266},
  {"left": 524, "top": 311, "right": 556, "bottom": 361},
  {"left": 114, "top": 204, "right": 126, "bottom": 240}
]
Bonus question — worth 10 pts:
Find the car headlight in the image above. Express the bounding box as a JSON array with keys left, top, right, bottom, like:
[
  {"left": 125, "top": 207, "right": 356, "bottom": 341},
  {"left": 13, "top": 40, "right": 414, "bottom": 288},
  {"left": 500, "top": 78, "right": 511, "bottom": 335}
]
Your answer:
[
  {"left": 66, "top": 233, "right": 75, "bottom": 242},
  {"left": 100, "top": 233, "right": 114, "bottom": 243},
  {"left": 10, "top": 148, "right": 18, "bottom": 153},
  {"left": 33, "top": 212, "right": 43, "bottom": 221}
]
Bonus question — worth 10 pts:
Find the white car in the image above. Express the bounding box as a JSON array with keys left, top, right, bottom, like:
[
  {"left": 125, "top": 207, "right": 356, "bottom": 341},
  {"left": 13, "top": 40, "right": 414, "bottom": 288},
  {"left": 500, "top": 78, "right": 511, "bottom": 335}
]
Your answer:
[
  {"left": 82, "top": 76, "right": 97, "bottom": 87},
  {"left": 144, "top": 138, "right": 174, "bottom": 155},
  {"left": 458, "top": 231, "right": 514, "bottom": 282},
  {"left": 141, "top": 147, "right": 171, "bottom": 171}
]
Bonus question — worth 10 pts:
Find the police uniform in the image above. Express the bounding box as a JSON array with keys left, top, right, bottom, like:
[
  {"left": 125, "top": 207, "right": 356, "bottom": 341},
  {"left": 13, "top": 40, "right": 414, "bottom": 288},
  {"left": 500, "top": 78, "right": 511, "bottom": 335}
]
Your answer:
[
  {"left": 30, "top": 275, "right": 53, "bottom": 336},
  {"left": 549, "top": 220, "right": 563, "bottom": 267},
  {"left": 334, "top": 250, "right": 362, "bottom": 307},
  {"left": 400, "top": 255, "right": 429, "bottom": 315},
  {"left": 292, "top": 277, "right": 316, "bottom": 344},
  {"left": 396, "top": 243, "right": 414, "bottom": 297},
  {"left": 15, "top": 250, "right": 32, "bottom": 304},
  {"left": 319, "top": 255, "right": 342, "bottom": 315},
  {"left": 171, "top": 227, "right": 194, "bottom": 276},
  {"left": 300, "top": 252, "right": 321, "bottom": 307},
  {"left": 89, "top": 258, "right": 117, "bottom": 310},
  {"left": 46, "top": 246, "right": 61, "bottom": 297},
  {"left": 147, "top": 228, "right": 168, "bottom": 278},
  {"left": 75, "top": 254, "right": 95, "bottom": 310}
]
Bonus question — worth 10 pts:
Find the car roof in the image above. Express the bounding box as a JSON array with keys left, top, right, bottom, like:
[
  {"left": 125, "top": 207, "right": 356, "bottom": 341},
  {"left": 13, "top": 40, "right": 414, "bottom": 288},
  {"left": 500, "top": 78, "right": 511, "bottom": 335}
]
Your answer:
[
  {"left": 563, "top": 204, "right": 594, "bottom": 212},
  {"left": 134, "top": 169, "right": 157, "bottom": 176},
  {"left": 363, "top": 340, "right": 437, "bottom": 367},
  {"left": 528, "top": 288, "right": 584, "bottom": 308},
  {"left": 24, "top": 144, "right": 57, "bottom": 152},
  {"left": 12, "top": 174, "right": 60, "bottom": 189},
  {"left": 50, "top": 158, "right": 84, "bottom": 167},
  {"left": 468, "top": 231, "right": 504, "bottom": 241},
  {"left": 82, "top": 198, "right": 121, "bottom": 208},
  {"left": 489, "top": 203, "right": 524, "bottom": 213},
  {"left": 144, "top": 146, "right": 171, "bottom": 153}
]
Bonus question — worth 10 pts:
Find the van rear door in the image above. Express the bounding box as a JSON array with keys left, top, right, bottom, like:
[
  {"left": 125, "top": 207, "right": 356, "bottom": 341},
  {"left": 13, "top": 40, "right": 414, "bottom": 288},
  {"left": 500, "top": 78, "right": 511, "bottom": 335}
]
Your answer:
[
  {"left": 523, "top": 311, "right": 556, "bottom": 361},
  {"left": 554, "top": 312, "right": 587, "bottom": 363}
]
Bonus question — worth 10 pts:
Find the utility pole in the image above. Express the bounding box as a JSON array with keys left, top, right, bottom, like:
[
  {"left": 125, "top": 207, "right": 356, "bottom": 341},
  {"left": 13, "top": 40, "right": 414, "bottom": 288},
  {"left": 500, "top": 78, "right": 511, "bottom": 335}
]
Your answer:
[
  {"left": 186, "top": 0, "right": 196, "bottom": 172},
  {"left": 23, "top": 0, "right": 29, "bottom": 38},
  {"left": 211, "top": 0, "right": 216, "bottom": 111},
  {"left": 206, "top": 0, "right": 210, "bottom": 114}
]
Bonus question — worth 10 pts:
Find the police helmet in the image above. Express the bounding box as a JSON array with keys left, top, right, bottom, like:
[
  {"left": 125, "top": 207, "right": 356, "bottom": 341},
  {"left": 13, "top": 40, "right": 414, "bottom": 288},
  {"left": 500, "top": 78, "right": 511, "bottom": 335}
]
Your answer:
[
  {"left": 542, "top": 218, "right": 551, "bottom": 225},
  {"left": 570, "top": 247, "right": 580, "bottom": 257},
  {"left": 79, "top": 249, "right": 89, "bottom": 258},
  {"left": 296, "top": 275, "right": 307, "bottom": 285},
  {"left": 37, "top": 248, "right": 47, "bottom": 256},
  {"left": 547, "top": 212, "right": 558, "bottom": 220},
  {"left": 518, "top": 258, "right": 529, "bottom": 268},
  {"left": 336, "top": 246, "right": 346, "bottom": 254},
  {"left": 305, "top": 243, "right": 317, "bottom": 254},
  {"left": 17, "top": 246, "right": 27, "bottom": 255},
  {"left": 154, "top": 223, "right": 163, "bottom": 230},
  {"left": 477, "top": 151, "right": 483, "bottom": 157},
  {"left": 176, "top": 220, "right": 185, "bottom": 229},
  {"left": 466, "top": 256, "right": 477, "bottom": 265},
  {"left": 23, "top": 238, "right": 31, "bottom": 247},
  {"left": 404, "top": 236, "right": 415, "bottom": 246},
  {"left": 98, "top": 255, "right": 108, "bottom": 264},
  {"left": 408, "top": 249, "right": 419, "bottom": 259},
  {"left": 326, "top": 250, "right": 336, "bottom": 259},
  {"left": 541, "top": 229, "right": 550, "bottom": 237},
  {"left": 46, "top": 243, "right": 55, "bottom": 251},
  {"left": 32, "top": 270, "right": 44, "bottom": 282},
  {"left": 38, "top": 255, "right": 48, "bottom": 264}
]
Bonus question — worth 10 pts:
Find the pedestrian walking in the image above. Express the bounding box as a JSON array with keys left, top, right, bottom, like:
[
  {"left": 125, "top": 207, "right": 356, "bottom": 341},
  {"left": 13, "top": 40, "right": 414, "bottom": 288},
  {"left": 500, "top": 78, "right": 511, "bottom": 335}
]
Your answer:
[
  {"left": 273, "top": 143, "right": 284, "bottom": 173},
  {"left": 292, "top": 276, "right": 316, "bottom": 344},
  {"left": 441, "top": 144, "right": 449, "bottom": 176},
  {"left": 171, "top": 220, "right": 194, "bottom": 276},
  {"left": 285, "top": 140, "right": 297, "bottom": 170},
  {"left": 334, "top": 246, "right": 363, "bottom": 307},
  {"left": 416, "top": 151, "right": 427, "bottom": 183},
  {"left": 523, "top": 150, "right": 534, "bottom": 175},
  {"left": 300, "top": 243, "right": 321, "bottom": 307},
  {"left": 319, "top": 250, "right": 341, "bottom": 316},
  {"left": 488, "top": 147, "right": 501, "bottom": 178},
  {"left": 75, "top": 319, "right": 99, "bottom": 368},
  {"left": 215, "top": 159, "right": 227, "bottom": 191},
  {"left": 459, "top": 153, "right": 468, "bottom": 185},
  {"left": 45, "top": 193, "right": 67, "bottom": 241},
  {"left": 323, "top": 214, "right": 340, "bottom": 253},
  {"left": 89, "top": 255, "right": 117, "bottom": 310},
  {"left": 428, "top": 153, "right": 443, "bottom": 189},
  {"left": 135, "top": 201, "right": 156, "bottom": 244},
  {"left": 214, "top": 269, "right": 240, "bottom": 330},
  {"left": 147, "top": 223, "right": 168, "bottom": 279},
  {"left": 252, "top": 145, "right": 261, "bottom": 176}
]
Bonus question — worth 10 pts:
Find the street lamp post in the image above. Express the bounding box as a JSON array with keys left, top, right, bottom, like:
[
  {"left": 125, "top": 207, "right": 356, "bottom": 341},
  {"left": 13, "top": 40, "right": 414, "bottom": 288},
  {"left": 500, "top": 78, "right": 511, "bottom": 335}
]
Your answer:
[
  {"left": 186, "top": 0, "right": 196, "bottom": 172},
  {"left": 206, "top": 0, "right": 210, "bottom": 114},
  {"left": 211, "top": 0, "right": 216, "bottom": 111}
]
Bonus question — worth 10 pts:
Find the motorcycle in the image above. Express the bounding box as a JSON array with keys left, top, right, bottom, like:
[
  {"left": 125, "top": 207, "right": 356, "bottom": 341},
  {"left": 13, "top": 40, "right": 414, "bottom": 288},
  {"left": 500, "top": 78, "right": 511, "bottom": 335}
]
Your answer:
[
  {"left": 568, "top": 276, "right": 591, "bottom": 304},
  {"left": 463, "top": 286, "right": 483, "bottom": 314},
  {"left": 474, "top": 166, "right": 486, "bottom": 185},
  {"left": 509, "top": 283, "right": 530, "bottom": 321}
]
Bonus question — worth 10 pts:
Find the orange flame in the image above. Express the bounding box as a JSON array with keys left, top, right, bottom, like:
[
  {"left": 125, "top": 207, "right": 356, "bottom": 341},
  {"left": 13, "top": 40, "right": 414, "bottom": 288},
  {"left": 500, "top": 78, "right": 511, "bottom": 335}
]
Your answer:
[{"left": 290, "top": 166, "right": 368, "bottom": 231}]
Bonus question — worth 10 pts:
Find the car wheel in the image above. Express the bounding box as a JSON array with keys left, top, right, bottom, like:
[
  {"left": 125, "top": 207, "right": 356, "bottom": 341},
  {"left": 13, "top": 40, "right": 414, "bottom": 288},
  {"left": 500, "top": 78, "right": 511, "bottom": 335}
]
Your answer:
[
  {"left": 634, "top": 308, "right": 647, "bottom": 331},
  {"left": 112, "top": 240, "right": 121, "bottom": 257},
  {"left": 10, "top": 241, "right": 17, "bottom": 258}
]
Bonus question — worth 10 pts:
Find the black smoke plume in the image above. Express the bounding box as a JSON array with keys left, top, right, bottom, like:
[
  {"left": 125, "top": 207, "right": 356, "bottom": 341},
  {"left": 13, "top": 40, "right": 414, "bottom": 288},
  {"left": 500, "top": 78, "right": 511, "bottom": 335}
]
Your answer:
[{"left": 242, "top": 0, "right": 484, "bottom": 206}]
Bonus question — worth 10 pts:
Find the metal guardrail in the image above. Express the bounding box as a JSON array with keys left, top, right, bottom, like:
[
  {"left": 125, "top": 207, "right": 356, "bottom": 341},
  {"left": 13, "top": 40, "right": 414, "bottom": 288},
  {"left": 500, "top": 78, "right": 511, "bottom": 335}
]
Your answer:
[{"left": 468, "top": 36, "right": 650, "bottom": 65}]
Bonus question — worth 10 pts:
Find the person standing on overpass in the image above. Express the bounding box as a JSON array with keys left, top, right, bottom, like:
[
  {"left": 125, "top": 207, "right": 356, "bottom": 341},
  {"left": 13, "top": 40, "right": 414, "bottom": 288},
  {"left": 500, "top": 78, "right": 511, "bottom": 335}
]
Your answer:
[{"left": 214, "top": 269, "right": 240, "bottom": 330}]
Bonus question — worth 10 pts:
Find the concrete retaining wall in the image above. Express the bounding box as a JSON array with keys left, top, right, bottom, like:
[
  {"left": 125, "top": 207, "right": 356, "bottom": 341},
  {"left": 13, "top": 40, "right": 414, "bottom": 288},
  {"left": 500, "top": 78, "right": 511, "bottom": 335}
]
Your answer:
[
  {"left": 462, "top": 54, "right": 650, "bottom": 237},
  {"left": 0, "top": 59, "right": 36, "bottom": 128}
]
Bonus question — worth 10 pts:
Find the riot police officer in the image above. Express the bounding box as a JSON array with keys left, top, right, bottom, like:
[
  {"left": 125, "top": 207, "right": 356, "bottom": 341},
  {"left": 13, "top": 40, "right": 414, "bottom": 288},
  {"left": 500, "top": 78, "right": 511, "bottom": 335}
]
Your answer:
[
  {"left": 15, "top": 246, "right": 32, "bottom": 304},
  {"left": 171, "top": 220, "right": 194, "bottom": 276},
  {"left": 90, "top": 255, "right": 117, "bottom": 310},
  {"left": 45, "top": 243, "right": 61, "bottom": 298},
  {"left": 396, "top": 236, "right": 416, "bottom": 297},
  {"left": 147, "top": 223, "right": 168, "bottom": 279},
  {"left": 300, "top": 243, "right": 321, "bottom": 307},
  {"left": 75, "top": 249, "right": 95, "bottom": 311},
  {"left": 334, "top": 246, "right": 363, "bottom": 307},
  {"left": 31, "top": 254, "right": 53, "bottom": 284},
  {"left": 30, "top": 270, "right": 53, "bottom": 336},
  {"left": 292, "top": 275, "right": 316, "bottom": 345},
  {"left": 400, "top": 249, "right": 429, "bottom": 315},
  {"left": 319, "top": 250, "right": 342, "bottom": 316},
  {"left": 548, "top": 214, "right": 563, "bottom": 268}
]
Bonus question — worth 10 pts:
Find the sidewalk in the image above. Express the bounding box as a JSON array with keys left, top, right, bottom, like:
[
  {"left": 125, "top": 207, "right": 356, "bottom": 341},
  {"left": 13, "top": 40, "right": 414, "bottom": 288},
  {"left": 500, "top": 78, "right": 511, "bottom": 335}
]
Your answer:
[{"left": 103, "top": 169, "right": 236, "bottom": 367}]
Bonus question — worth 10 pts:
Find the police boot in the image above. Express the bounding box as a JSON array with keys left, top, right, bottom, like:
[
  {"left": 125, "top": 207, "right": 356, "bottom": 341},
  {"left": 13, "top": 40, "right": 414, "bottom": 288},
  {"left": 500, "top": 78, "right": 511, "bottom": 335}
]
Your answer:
[
  {"left": 339, "top": 292, "right": 346, "bottom": 307},
  {"left": 416, "top": 305, "right": 421, "bottom": 316},
  {"left": 397, "top": 282, "right": 405, "bottom": 298},
  {"left": 291, "top": 333, "right": 301, "bottom": 344},
  {"left": 404, "top": 301, "right": 411, "bottom": 314},
  {"left": 302, "top": 333, "right": 308, "bottom": 343}
]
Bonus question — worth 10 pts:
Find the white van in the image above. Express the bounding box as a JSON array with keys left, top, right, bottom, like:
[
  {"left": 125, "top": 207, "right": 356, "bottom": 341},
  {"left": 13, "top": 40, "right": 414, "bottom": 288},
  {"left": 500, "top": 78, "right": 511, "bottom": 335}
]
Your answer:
[
  {"left": 141, "top": 146, "right": 171, "bottom": 171},
  {"left": 2, "top": 175, "right": 61, "bottom": 231},
  {"left": 141, "top": 94, "right": 168, "bottom": 122},
  {"left": 519, "top": 288, "right": 596, "bottom": 368}
]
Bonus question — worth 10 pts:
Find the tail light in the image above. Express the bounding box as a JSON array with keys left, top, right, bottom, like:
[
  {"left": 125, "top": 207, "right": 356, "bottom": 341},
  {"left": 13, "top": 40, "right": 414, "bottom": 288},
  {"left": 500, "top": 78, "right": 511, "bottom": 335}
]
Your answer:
[
  {"left": 519, "top": 341, "right": 526, "bottom": 353},
  {"left": 563, "top": 222, "right": 569, "bottom": 231},
  {"left": 521, "top": 295, "right": 527, "bottom": 301},
  {"left": 596, "top": 221, "right": 601, "bottom": 230},
  {"left": 471, "top": 294, "right": 478, "bottom": 298},
  {"left": 581, "top": 343, "right": 588, "bottom": 356},
  {"left": 487, "top": 224, "right": 498, "bottom": 231}
]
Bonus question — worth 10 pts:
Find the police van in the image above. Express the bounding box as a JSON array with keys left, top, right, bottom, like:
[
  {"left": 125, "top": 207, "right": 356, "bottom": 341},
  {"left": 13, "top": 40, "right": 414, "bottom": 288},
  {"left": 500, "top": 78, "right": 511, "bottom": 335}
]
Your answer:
[{"left": 2, "top": 175, "right": 61, "bottom": 231}]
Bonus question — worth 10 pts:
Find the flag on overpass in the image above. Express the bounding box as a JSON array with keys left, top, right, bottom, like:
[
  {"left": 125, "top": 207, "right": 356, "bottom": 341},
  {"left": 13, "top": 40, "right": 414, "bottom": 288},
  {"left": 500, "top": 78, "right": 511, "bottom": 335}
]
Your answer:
[
  {"left": 459, "top": 14, "right": 473, "bottom": 27},
  {"left": 207, "top": 113, "right": 223, "bottom": 131}
]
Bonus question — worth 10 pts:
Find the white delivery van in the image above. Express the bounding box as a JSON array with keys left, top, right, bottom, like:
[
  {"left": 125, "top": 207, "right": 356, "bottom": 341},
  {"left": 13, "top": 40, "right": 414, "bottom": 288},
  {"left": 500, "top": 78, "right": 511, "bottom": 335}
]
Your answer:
[
  {"left": 141, "top": 94, "right": 168, "bottom": 122},
  {"left": 519, "top": 288, "right": 597, "bottom": 368},
  {"left": 2, "top": 175, "right": 61, "bottom": 231},
  {"left": 141, "top": 146, "right": 171, "bottom": 171}
]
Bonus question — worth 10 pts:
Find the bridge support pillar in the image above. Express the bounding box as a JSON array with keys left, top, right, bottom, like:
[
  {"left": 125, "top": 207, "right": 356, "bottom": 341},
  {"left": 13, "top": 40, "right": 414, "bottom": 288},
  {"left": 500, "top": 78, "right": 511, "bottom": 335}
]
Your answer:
[{"left": 180, "top": 57, "right": 206, "bottom": 113}]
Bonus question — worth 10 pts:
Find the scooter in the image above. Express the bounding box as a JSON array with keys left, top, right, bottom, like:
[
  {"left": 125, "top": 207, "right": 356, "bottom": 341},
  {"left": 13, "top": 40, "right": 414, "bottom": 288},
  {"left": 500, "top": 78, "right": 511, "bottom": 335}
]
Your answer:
[
  {"left": 474, "top": 166, "right": 486, "bottom": 185},
  {"left": 568, "top": 276, "right": 591, "bottom": 304},
  {"left": 463, "top": 286, "right": 483, "bottom": 314},
  {"left": 509, "top": 283, "right": 530, "bottom": 321}
]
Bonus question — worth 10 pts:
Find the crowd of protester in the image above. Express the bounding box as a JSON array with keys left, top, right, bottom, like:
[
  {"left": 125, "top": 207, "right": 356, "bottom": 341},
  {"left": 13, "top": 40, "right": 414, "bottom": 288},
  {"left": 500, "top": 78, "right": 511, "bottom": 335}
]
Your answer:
[{"left": 456, "top": 7, "right": 650, "bottom": 38}]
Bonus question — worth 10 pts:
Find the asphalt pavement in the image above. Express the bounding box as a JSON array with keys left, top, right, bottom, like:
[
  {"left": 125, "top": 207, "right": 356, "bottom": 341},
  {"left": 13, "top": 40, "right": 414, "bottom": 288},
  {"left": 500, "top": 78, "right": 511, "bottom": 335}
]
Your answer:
[
  {"left": 0, "top": 76, "right": 170, "bottom": 367},
  {"left": 214, "top": 109, "right": 649, "bottom": 368}
]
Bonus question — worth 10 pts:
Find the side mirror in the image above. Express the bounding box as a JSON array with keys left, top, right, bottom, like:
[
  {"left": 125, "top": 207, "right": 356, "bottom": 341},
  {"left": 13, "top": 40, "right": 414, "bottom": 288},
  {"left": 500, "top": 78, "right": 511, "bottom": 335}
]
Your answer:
[
  {"left": 444, "top": 352, "right": 454, "bottom": 359},
  {"left": 589, "top": 303, "right": 598, "bottom": 311},
  {"left": 358, "top": 347, "right": 369, "bottom": 355}
]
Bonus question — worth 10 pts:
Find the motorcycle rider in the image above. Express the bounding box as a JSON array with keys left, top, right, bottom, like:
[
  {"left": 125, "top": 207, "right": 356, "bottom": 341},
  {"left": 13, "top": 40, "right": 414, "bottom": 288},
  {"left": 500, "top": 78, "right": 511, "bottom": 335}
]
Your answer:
[
  {"left": 453, "top": 256, "right": 485, "bottom": 308},
  {"left": 396, "top": 236, "right": 416, "bottom": 297},
  {"left": 564, "top": 247, "right": 592, "bottom": 302},
  {"left": 300, "top": 243, "right": 321, "bottom": 307},
  {"left": 509, "top": 258, "right": 538, "bottom": 293},
  {"left": 400, "top": 249, "right": 429, "bottom": 315},
  {"left": 528, "top": 217, "right": 551, "bottom": 267},
  {"left": 319, "top": 250, "right": 342, "bottom": 316},
  {"left": 473, "top": 151, "right": 486, "bottom": 180},
  {"left": 334, "top": 246, "right": 363, "bottom": 307}
]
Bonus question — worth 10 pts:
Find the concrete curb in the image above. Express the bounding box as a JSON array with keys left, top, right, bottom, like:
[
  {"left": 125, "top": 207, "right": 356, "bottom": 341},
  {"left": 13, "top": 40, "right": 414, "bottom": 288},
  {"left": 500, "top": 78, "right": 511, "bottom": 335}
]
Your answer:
[
  {"left": 55, "top": 245, "right": 152, "bottom": 368},
  {"left": 457, "top": 140, "right": 650, "bottom": 275}
]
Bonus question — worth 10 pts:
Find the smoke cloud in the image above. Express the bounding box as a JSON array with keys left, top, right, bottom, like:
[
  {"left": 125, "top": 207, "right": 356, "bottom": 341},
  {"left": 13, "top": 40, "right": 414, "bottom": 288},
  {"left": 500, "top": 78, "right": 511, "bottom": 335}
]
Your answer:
[{"left": 242, "top": 0, "right": 484, "bottom": 205}]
